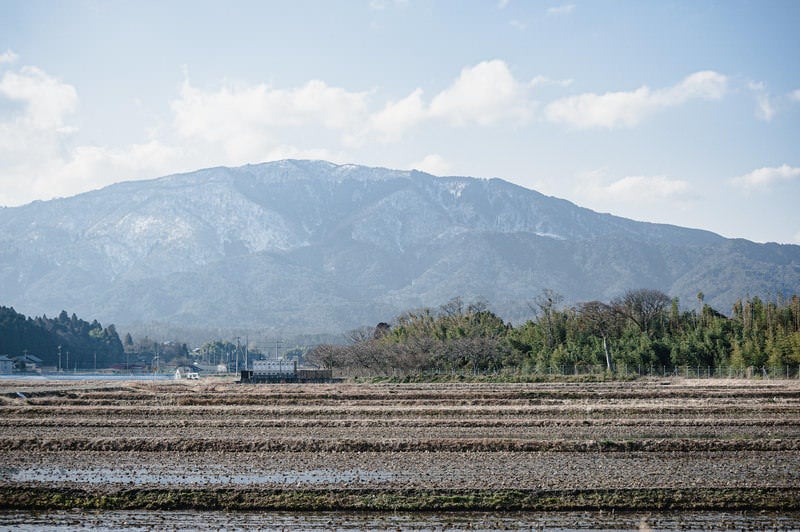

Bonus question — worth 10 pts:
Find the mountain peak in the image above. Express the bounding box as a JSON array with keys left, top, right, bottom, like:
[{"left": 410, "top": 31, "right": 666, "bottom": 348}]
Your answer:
[
  {"left": 233, "top": 159, "right": 413, "bottom": 183},
  {"left": 0, "top": 160, "right": 797, "bottom": 334}
]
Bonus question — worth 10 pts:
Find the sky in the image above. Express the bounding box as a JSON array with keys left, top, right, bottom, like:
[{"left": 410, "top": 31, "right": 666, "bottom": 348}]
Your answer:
[{"left": 1, "top": 0, "right": 799, "bottom": 244}]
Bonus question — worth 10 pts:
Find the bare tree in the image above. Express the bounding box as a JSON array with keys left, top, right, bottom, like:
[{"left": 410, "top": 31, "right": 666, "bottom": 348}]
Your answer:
[
  {"left": 578, "top": 301, "right": 619, "bottom": 371},
  {"left": 439, "top": 297, "right": 464, "bottom": 318},
  {"left": 612, "top": 288, "right": 670, "bottom": 334},
  {"left": 306, "top": 344, "right": 345, "bottom": 370},
  {"left": 346, "top": 326, "right": 375, "bottom": 344},
  {"left": 467, "top": 297, "right": 489, "bottom": 315},
  {"left": 697, "top": 291, "right": 705, "bottom": 328}
]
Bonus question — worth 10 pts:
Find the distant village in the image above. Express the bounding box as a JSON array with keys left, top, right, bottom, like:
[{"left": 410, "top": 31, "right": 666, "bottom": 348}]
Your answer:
[
  {"left": 0, "top": 339, "right": 321, "bottom": 381},
  {"left": 0, "top": 305, "right": 327, "bottom": 380}
]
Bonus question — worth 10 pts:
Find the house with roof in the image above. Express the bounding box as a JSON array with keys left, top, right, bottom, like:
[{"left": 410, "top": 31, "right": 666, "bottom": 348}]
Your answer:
[{"left": 12, "top": 354, "right": 43, "bottom": 373}]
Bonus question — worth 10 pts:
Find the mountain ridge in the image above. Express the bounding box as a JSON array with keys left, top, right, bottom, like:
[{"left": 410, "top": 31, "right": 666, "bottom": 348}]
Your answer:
[{"left": 1, "top": 159, "right": 796, "bottom": 334}]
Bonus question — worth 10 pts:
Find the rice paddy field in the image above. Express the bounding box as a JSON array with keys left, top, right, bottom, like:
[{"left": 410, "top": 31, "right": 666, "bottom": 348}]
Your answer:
[{"left": 1, "top": 377, "right": 799, "bottom": 523}]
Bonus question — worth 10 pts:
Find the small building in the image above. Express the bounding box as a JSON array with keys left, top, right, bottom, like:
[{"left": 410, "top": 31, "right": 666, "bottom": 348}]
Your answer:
[
  {"left": 13, "top": 354, "right": 43, "bottom": 373},
  {"left": 175, "top": 367, "right": 200, "bottom": 380},
  {"left": 240, "top": 358, "right": 337, "bottom": 383},
  {"left": 0, "top": 355, "right": 14, "bottom": 374}
]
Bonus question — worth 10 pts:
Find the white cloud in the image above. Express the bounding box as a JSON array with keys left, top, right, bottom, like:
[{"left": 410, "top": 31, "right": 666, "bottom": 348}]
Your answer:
[
  {"left": 0, "top": 60, "right": 197, "bottom": 206},
  {"left": 529, "top": 75, "right": 573, "bottom": 89},
  {"left": 605, "top": 175, "right": 689, "bottom": 201},
  {"left": 580, "top": 174, "right": 691, "bottom": 203},
  {"left": 545, "top": 71, "right": 727, "bottom": 129},
  {"left": 172, "top": 78, "right": 367, "bottom": 139},
  {"left": 0, "top": 49, "right": 19, "bottom": 65},
  {"left": 565, "top": 171, "right": 705, "bottom": 232},
  {"left": 498, "top": 0, "right": 510, "bottom": 9},
  {"left": 0, "top": 59, "right": 550, "bottom": 206},
  {"left": 547, "top": 4, "right": 575, "bottom": 15},
  {"left": 366, "top": 88, "right": 426, "bottom": 142},
  {"left": 755, "top": 94, "right": 775, "bottom": 121},
  {"left": 170, "top": 77, "right": 369, "bottom": 164},
  {"left": 669, "top": 71, "right": 727, "bottom": 101},
  {"left": 170, "top": 60, "right": 537, "bottom": 154},
  {"left": 411, "top": 154, "right": 451, "bottom": 176},
  {"left": 369, "top": 0, "right": 408, "bottom": 10},
  {"left": 789, "top": 89, "right": 800, "bottom": 102},
  {"left": 0, "top": 66, "right": 78, "bottom": 130},
  {"left": 509, "top": 19, "right": 527, "bottom": 30},
  {"left": 0, "top": 63, "right": 83, "bottom": 205},
  {"left": 50, "top": 141, "right": 184, "bottom": 197},
  {"left": 429, "top": 60, "right": 535, "bottom": 126},
  {"left": 356, "top": 59, "right": 537, "bottom": 142},
  {"left": 0, "top": 125, "right": 187, "bottom": 206},
  {"left": 732, "top": 164, "right": 800, "bottom": 190},
  {"left": 748, "top": 81, "right": 775, "bottom": 121}
]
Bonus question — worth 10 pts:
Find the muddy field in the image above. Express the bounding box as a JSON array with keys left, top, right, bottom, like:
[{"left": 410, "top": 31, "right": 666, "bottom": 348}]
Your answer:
[{"left": 1, "top": 378, "right": 799, "bottom": 511}]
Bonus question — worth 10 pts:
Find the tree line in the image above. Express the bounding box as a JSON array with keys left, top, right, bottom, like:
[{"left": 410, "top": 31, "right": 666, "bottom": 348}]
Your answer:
[
  {"left": 307, "top": 290, "right": 800, "bottom": 378},
  {"left": 0, "top": 307, "right": 124, "bottom": 370}
]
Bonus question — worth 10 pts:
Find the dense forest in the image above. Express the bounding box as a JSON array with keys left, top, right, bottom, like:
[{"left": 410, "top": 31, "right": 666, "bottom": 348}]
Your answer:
[
  {"left": 308, "top": 290, "right": 800, "bottom": 378},
  {"left": 0, "top": 306, "right": 123, "bottom": 370}
]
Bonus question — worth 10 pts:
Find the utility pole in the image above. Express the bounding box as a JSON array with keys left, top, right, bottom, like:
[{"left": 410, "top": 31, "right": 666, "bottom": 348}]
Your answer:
[
  {"left": 58, "top": 345, "right": 62, "bottom": 373},
  {"left": 153, "top": 344, "right": 159, "bottom": 382},
  {"left": 236, "top": 337, "right": 241, "bottom": 373}
]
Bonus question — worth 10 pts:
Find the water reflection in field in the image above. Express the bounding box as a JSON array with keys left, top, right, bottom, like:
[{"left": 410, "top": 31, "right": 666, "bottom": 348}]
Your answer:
[{"left": 1, "top": 510, "right": 799, "bottom": 531}]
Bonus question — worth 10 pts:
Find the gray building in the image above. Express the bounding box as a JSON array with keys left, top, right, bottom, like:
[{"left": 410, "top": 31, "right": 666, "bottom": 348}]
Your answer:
[{"left": 0, "top": 355, "right": 14, "bottom": 374}]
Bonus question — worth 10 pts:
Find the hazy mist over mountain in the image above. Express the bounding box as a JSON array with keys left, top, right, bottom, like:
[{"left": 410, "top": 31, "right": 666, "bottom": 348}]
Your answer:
[{"left": 1, "top": 160, "right": 798, "bottom": 336}]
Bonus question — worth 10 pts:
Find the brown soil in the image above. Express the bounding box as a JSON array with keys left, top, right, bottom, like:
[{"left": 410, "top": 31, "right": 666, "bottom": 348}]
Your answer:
[{"left": 1, "top": 378, "right": 799, "bottom": 510}]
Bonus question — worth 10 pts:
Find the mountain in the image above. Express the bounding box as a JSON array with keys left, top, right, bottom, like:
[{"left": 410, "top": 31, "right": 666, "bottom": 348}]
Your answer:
[{"left": 1, "top": 159, "right": 798, "bottom": 335}]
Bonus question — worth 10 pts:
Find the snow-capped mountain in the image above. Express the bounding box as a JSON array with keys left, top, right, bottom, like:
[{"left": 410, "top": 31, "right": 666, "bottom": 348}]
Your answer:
[{"left": 1, "top": 159, "right": 798, "bottom": 333}]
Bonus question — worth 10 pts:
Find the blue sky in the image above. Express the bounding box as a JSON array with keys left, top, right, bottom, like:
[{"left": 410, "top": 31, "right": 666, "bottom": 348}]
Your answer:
[{"left": 1, "top": 0, "right": 799, "bottom": 243}]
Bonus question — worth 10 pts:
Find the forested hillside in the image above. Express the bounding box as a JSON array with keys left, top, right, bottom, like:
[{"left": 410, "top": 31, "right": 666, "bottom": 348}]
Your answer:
[
  {"left": 308, "top": 291, "right": 800, "bottom": 378},
  {"left": 0, "top": 307, "right": 123, "bottom": 369},
  {"left": 2, "top": 160, "right": 798, "bottom": 335}
]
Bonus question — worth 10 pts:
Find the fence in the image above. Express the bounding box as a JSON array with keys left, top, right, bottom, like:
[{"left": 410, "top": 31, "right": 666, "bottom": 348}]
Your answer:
[
  {"left": 367, "top": 364, "right": 800, "bottom": 380},
  {"left": 516, "top": 364, "right": 800, "bottom": 379}
]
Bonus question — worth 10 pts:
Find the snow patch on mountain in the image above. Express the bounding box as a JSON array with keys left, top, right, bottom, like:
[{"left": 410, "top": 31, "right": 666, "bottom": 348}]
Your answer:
[{"left": 446, "top": 181, "right": 467, "bottom": 198}]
